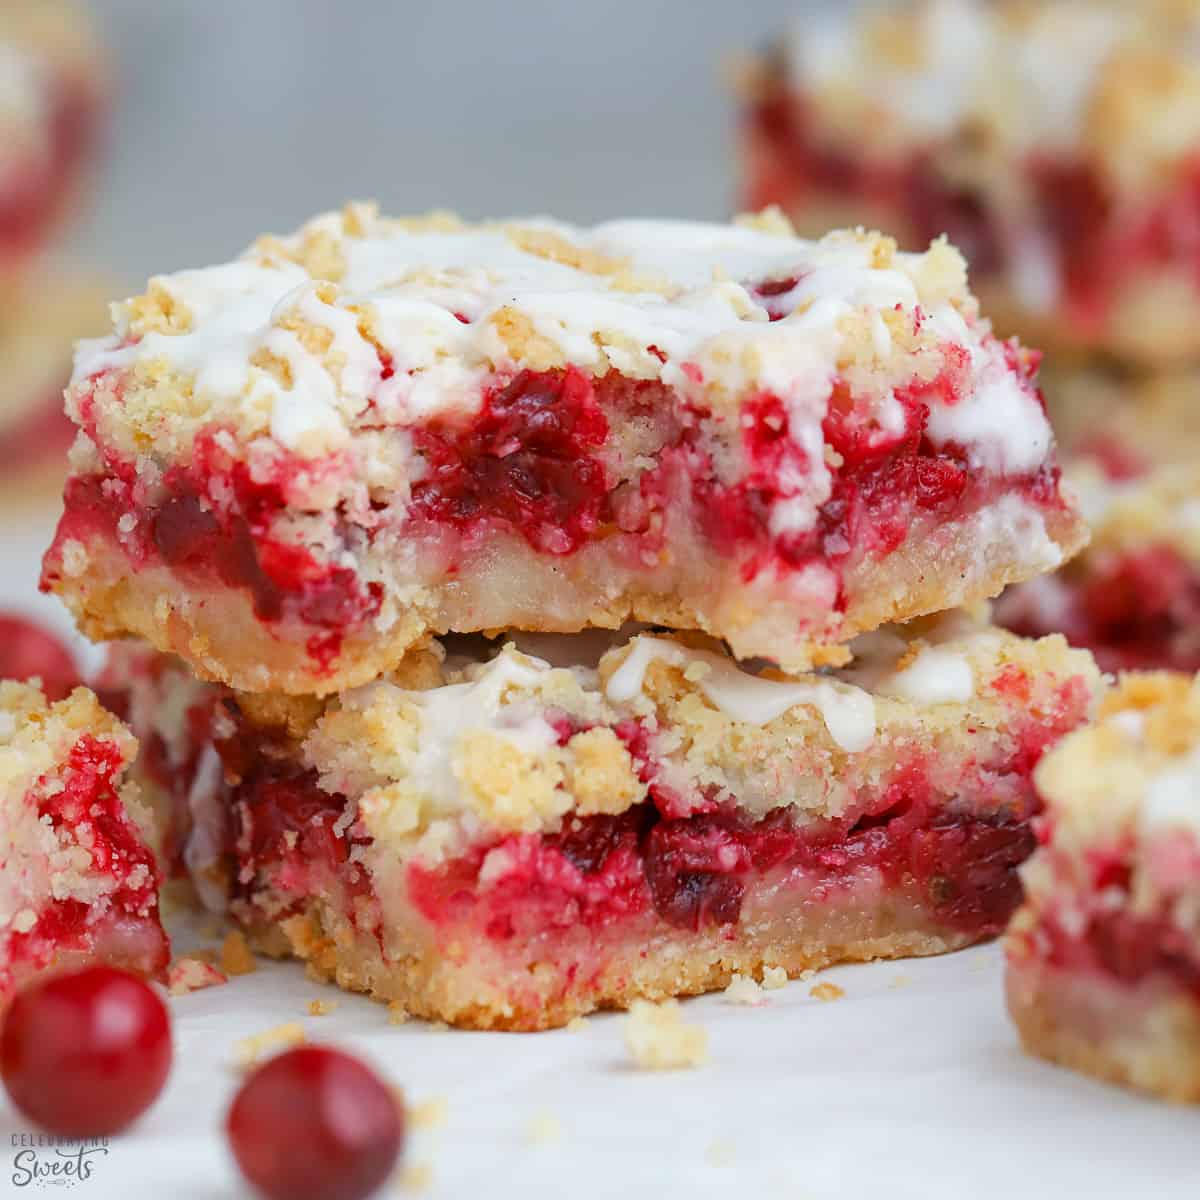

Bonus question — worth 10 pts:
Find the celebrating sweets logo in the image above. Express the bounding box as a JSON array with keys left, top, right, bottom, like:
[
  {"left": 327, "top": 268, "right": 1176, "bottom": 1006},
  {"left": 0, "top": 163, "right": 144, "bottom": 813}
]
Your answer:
[{"left": 10, "top": 1134, "right": 110, "bottom": 1189}]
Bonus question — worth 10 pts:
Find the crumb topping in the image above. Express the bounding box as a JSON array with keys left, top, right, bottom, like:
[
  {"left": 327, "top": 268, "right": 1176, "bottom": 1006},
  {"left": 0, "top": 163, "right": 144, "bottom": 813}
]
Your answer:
[
  {"left": 64, "top": 204, "right": 1057, "bottom": 506},
  {"left": 291, "top": 615, "right": 1099, "bottom": 860},
  {"left": 624, "top": 998, "right": 709, "bottom": 1069},
  {"left": 783, "top": 0, "right": 1200, "bottom": 186}
]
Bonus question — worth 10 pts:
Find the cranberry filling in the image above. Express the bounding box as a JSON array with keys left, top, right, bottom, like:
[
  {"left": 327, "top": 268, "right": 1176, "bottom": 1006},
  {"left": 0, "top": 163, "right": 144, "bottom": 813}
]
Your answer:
[
  {"left": 227, "top": 748, "right": 1040, "bottom": 948},
  {"left": 746, "top": 90, "right": 1200, "bottom": 331},
  {"left": 410, "top": 367, "right": 611, "bottom": 555}
]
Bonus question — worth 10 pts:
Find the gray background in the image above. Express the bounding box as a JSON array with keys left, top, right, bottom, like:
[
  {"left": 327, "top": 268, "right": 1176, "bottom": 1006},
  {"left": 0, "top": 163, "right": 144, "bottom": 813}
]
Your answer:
[{"left": 68, "top": 0, "right": 819, "bottom": 283}]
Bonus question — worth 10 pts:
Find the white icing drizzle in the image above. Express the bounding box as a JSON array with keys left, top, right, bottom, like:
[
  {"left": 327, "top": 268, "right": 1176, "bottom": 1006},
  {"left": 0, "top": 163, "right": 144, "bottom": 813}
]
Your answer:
[
  {"left": 71, "top": 211, "right": 1056, "bottom": 533},
  {"left": 352, "top": 651, "right": 559, "bottom": 814},
  {"left": 605, "top": 637, "right": 876, "bottom": 753},
  {"left": 878, "top": 646, "right": 974, "bottom": 705},
  {"left": 925, "top": 357, "right": 1050, "bottom": 475}
]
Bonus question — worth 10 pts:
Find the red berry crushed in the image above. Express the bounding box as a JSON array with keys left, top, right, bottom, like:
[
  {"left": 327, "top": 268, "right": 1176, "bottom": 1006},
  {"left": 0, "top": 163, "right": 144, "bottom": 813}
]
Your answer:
[
  {"left": 0, "top": 966, "right": 171, "bottom": 1136},
  {"left": 0, "top": 613, "right": 80, "bottom": 700},
  {"left": 227, "top": 1045, "right": 404, "bottom": 1200}
]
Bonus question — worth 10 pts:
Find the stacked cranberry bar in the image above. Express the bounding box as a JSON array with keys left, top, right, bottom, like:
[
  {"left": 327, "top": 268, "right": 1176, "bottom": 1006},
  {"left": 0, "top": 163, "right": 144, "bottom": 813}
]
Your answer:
[
  {"left": 38, "top": 204, "right": 1094, "bottom": 1028},
  {"left": 0, "top": 678, "right": 168, "bottom": 1007},
  {"left": 41, "top": 205, "right": 1085, "bottom": 693},
  {"left": 104, "top": 615, "right": 1100, "bottom": 1029},
  {"left": 1007, "top": 674, "right": 1200, "bottom": 1101},
  {"left": 740, "top": 0, "right": 1200, "bottom": 364}
]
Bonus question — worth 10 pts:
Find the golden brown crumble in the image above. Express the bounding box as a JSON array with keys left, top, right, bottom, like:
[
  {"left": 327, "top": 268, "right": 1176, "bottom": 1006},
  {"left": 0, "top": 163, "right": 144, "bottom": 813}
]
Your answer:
[{"left": 624, "top": 999, "right": 710, "bottom": 1070}]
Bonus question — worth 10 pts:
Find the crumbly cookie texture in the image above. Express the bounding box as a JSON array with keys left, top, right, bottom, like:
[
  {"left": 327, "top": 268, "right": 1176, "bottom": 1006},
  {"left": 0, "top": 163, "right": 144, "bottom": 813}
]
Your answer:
[
  {"left": 112, "top": 614, "right": 1099, "bottom": 1029},
  {"left": 743, "top": 0, "right": 1200, "bottom": 363},
  {"left": 0, "top": 680, "right": 168, "bottom": 1002},
  {"left": 1007, "top": 674, "right": 1200, "bottom": 1101},
  {"left": 43, "top": 203, "right": 1083, "bottom": 693}
]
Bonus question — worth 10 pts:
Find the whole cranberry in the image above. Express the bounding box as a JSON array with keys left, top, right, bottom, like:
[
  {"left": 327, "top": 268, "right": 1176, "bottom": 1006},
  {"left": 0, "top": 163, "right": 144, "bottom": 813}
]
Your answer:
[
  {"left": 0, "top": 614, "right": 80, "bottom": 700},
  {"left": 228, "top": 1045, "right": 404, "bottom": 1200},
  {"left": 1, "top": 966, "right": 172, "bottom": 1136}
]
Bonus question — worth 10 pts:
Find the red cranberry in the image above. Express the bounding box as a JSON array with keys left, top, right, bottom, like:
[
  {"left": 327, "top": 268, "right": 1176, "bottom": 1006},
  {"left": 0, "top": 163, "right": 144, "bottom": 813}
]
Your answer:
[
  {"left": 227, "top": 1045, "right": 404, "bottom": 1200},
  {"left": 0, "top": 614, "right": 80, "bottom": 701},
  {"left": 0, "top": 966, "right": 171, "bottom": 1136}
]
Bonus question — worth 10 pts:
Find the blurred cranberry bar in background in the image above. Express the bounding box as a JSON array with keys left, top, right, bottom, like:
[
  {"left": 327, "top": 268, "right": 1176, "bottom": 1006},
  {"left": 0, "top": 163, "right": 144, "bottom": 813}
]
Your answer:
[
  {"left": 739, "top": 0, "right": 1200, "bottom": 365},
  {"left": 0, "top": 0, "right": 106, "bottom": 293}
]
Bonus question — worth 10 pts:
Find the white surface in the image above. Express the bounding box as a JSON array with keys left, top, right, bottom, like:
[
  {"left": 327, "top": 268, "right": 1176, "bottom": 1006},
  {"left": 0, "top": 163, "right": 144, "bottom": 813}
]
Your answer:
[{"left": 0, "top": 504, "right": 1197, "bottom": 1198}]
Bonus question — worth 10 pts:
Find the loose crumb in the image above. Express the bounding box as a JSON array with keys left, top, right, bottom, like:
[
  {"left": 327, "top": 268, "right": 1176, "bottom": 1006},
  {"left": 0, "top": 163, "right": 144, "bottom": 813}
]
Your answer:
[
  {"left": 761, "top": 965, "right": 789, "bottom": 990},
  {"left": 232, "top": 1021, "right": 305, "bottom": 1070},
  {"left": 722, "top": 973, "right": 765, "bottom": 1006},
  {"left": 167, "top": 957, "right": 228, "bottom": 996},
  {"left": 387, "top": 1002, "right": 409, "bottom": 1026},
  {"left": 624, "top": 999, "right": 709, "bottom": 1070},
  {"left": 409, "top": 1096, "right": 448, "bottom": 1131},
  {"left": 566, "top": 1015, "right": 588, "bottom": 1032},
  {"left": 398, "top": 1162, "right": 433, "bottom": 1193},
  {"left": 809, "top": 982, "right": 845, "bottom": 1002},
  {"left": 220, "top": 929, "right": 257, "bottom": 976},
  {"left": 889, "top": 974, "right": 912, "bottom": 990},
  {"left": 526, "top": 1112, "right": 563, "bottom": 1145},
  {"left": 308, "top": 998, "right": 338, "bottom": 1016},
  {"left": 705, "top": 1138, "right": 736, "bottom": 1167}
]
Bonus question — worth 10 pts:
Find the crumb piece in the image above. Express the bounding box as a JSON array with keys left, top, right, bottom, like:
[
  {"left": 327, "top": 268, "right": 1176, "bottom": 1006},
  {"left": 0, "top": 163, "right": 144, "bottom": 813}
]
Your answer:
[
  {"left": 799, "top": 967, "right": 816, "bottom": 981},
  {"left": 398, "top": 1162, "right": 433, "bottom": 1193},
  {"left": 387, "top": 1001, "right": 409, "bottom": 1025},
  {"left": 526, "top": 1112, "right": 563, "bottom": 1145},
  {"left": 889, "top": 974, "right": 912, "bottom": 990},
  {"left": 624, "top": 999, "right": 709, "bottom": 1070},
  {"left": 809, "top": 982, "right": 845, "bottom": 1002},
  {"left": 220, "top": 929, "right": 257, "bottom": 976},
  {"left": 232, "top": 1021, "right": 306, "bottom": 1069},
  {"left": 761, "top": 965, "right": 789, "bottom": 990},
  {"left": 722, "top": 973, "right": 765, "bottom": 1006},
  {"left": 308, "top": 998, "right": 338, "bottom": 1016},
  {"left": 566, "top": 1015, "right": 588, "bottom": 1032},
  {"left": 409, "top": 1096, "right": 448, "bottom": 1130},
  {"left": 167, "top": 957, "right": 228, "bottom": 996},
  {"left": 705, "top": 1138, "right": 736, "bottom": 1167}
]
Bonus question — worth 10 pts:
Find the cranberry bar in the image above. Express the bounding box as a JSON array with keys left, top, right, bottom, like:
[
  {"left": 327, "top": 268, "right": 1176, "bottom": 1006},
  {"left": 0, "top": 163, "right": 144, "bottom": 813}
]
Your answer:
[
  {"left": 0, "top": 1, "right": 106, "bottom": 289},
  {"left": 740, "top": 0, "right": 1200, "bottom": 364},
  {"left": 41, "top": 205, "right": 1085, "bottom": 694},
  {"left": 1007, "top": 674, "right": 1200, "bottom": 1101},
  {"left": 0, "top": 280, "right": 109, "bottom": 501},
  {"left": 0, "top": 680, "right": 168, "bottom": 1006},
  {"left": 106, "top": 614, "right": 1099, "bottom": 1030},
  {"left": 997, "top": 460, "right": 1200, "bottom": 673}
]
